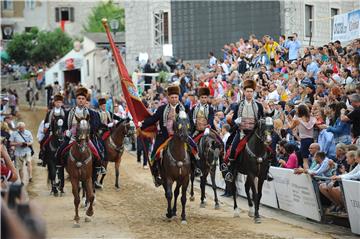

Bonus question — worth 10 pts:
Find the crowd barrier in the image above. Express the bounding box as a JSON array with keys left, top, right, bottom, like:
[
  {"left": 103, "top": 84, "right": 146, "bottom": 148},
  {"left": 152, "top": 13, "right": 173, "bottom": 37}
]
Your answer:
[{"left": 202, "top": 166, "right": 359, "bottom": 234}]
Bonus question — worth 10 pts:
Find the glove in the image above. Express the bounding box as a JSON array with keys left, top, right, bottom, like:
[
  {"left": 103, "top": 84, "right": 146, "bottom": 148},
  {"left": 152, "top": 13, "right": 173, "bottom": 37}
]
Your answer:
[
  {"left": 204, "top": 128, "right": 210, "bottom": 136},
  {"left": 114, "top": 120, "right": 119, "bottom": 125},
  {"left": 44, "top": 123, "right": 50, "bottom": 129},
  {"left": 234, "top": 117, "right": 242, "bottom": 125},
  {"left": 138, "top": 121, "right": 142, "bottom": 128},
  {"left": 107, "top": 122, "right": 114, "bottom": 128},
  {"left": 130, "top": 121, "right": 135, "bottom": 128},
  {"left": 65, "top": 130, "right": 72, "bottom": 138}
]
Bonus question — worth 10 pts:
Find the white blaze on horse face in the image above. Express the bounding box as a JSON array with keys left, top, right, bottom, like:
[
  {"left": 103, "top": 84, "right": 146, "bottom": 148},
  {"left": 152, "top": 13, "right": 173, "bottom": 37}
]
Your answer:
[
  {"left": 57, "top": 119, "right": 64, "bottom": 126},
  {"left": 265, "top": 117, "right": 273, "bottom": 126},
  {"left": 178, "top": 111, "right": 187, "bottom": 119}
]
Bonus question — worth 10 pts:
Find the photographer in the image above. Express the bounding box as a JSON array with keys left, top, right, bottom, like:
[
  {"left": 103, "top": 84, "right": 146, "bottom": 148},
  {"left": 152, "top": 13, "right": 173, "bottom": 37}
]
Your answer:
[
  {"left": 284, "top": 33, "right": 301, "bottom": 62},
  {"left": 10, "top": 122, "right": 34, "bottom": 184}
]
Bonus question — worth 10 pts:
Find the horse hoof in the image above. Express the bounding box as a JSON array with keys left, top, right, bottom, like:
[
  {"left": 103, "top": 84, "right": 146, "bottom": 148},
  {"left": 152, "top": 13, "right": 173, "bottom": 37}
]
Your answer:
[
  {"left": 254, "top": 217, "right": 261, "bottom": 224},
  {"left": 115, "top": 186, "right": 120, "bottom": 191},
  {"left": 248, "top": 207, "right": 255, "bottom": 217},
  {"left": 214, "top": 204, "right": 220, "bottom": 210},
  {"left": 189, "top": 196, "right": 195, "bottom": 202},
  {"left": 200, "top": 202, "right": 206, "bottom": 208},
  {"left": 233, "top": 208, "right": 241, "bottom": 218},
  {"left": 73, "top": 222, "right": 80, "bottom": 228},
  {"left": 85, "top": 216, "right": 92, "bottom": 222},
  {"left": 181, "top": 220, "right": 187, "bottom": 225}
]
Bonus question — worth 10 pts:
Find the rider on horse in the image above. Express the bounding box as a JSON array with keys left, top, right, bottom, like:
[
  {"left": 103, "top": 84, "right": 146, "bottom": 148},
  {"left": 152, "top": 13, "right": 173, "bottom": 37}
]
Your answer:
[
  {"left": 139, "top": 85, "right": 202, "bottom": 187},
  {"left": 40, "top": 94, "right": 66, "bottom": 164},
  {"left": 55, "top": 87, "right": 106, "bottom": 174},
  {"left": 224, "top": 79, "right": 264, "bottom": 182}
]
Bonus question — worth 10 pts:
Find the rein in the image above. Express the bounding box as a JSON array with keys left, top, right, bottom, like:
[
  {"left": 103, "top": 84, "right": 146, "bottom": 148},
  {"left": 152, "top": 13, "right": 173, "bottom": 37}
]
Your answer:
[
  {"left": 108, "top": 134, "right": 125, "bottom": 154},
  {"left": 166, "top": 138, "right": 189, "bottom": 175}
]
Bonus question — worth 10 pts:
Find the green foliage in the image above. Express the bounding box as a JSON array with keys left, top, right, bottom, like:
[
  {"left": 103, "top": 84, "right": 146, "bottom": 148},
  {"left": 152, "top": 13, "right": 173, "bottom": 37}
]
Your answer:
[
  {"left": 83, "top": 1, "right": 125, "bottom": 32},
  {"left": 158, "top": 71, "right": 170, "bottom": 83},
  {"left": 6, "top": 28, "right": 73, "bottom": 65}
]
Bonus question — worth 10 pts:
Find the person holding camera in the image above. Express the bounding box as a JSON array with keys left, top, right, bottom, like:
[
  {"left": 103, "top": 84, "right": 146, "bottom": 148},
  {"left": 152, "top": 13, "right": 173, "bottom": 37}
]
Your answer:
[
  {"left": 10, "top": 122, "right": 34, "bottom": 184},
  {"left": 284, "top": 33, "right": 301, "bottom": 62}
]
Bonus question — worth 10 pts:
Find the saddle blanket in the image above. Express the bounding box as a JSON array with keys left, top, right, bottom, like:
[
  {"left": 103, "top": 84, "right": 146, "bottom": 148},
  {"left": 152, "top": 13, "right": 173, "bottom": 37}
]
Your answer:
[
  {"left": 224, "top": 135, "right": 250, "bottom": 164},
  {"left": 102, "top": 130, "right": 111, "bottom": 141},
  {"left": 41, "top": 135, "right": 53, "bottom": 149},
  {"left": 61, "top": 141, "right": 100, "bottom": 161},
  {"left": 151, "top": 137, "right": 173, "bottom": 166}
]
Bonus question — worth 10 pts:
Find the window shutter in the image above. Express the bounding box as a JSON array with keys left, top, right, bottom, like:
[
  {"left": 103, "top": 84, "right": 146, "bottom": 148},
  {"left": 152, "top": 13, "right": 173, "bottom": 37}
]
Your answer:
[
  {"left": 55, "top": 7, "right": 59, "bottom": 22},
  {"left": 70, "top": 7, "right": 74, "bottom": 22}
]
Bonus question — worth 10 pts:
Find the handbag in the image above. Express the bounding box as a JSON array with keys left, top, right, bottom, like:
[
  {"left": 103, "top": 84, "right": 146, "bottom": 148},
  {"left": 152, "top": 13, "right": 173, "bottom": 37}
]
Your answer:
[{"left": 18, "top": 131, "right": 35, "bottom": 156}]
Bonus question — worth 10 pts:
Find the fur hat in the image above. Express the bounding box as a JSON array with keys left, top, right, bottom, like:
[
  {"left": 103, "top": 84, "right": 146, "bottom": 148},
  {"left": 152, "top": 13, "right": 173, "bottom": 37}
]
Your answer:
[
  {"left": 167, "top": 85, "right": 180, "bottom": 96},
  {"left": 53, "top": 94, "right": 64, "bottom": 102},
  {"left": 243, "top": 80, "right": 257, "bottom": 90},
  {"left": 75, "top": 87, "right": 88, "bottom": 98},
  {"left": 98, "top": 97, "right": 106, "bottom": 105},
  {"left": 198, "top": 87, "right": 210, "bottom": 97}
]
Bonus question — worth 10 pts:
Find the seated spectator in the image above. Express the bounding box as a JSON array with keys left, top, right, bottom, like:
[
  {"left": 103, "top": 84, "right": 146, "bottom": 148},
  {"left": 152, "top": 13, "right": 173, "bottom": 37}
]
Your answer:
[
  {"left": 335, "top": 143, "right": 349, "bottom": 175},
  {"left": 319, "top": 150, "right": 360, "bottom": 216},
  {"left": 294, "top": 151, "right": 334, "bottom": 177},
  {"left": 278, "top": 143, "right": 298, "bottom": 169},
  {"left": 307, "top": 143, "right": 321, "bottom": 170}
]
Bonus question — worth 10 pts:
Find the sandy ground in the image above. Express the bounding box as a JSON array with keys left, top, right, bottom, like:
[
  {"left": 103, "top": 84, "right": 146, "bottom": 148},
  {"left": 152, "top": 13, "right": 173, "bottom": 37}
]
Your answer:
[{"left": 19, "top": 107, "right": 356, "bottom": 239}]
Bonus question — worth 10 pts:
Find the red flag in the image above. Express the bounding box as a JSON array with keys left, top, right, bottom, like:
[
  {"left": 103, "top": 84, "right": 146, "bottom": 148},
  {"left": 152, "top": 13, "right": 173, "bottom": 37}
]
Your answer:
[{"left": 102, "top": 19, "right": 156, "bottom": 137}]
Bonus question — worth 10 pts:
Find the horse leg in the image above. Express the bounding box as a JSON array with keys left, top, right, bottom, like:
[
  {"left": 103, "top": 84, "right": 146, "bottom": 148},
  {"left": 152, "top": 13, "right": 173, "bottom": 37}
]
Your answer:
[
  {"left": 172, "top": 182, "right": 181, "bottom": 217},
  {"left": 180, "top": 178, "right": 189, "bottom": 224},
  {"left": 115, "top": 160, "right": 120, "bottom": 189},
  {"left": 165, "top": 180, "right": 173, "bottom": 219},
  {"left": 58, "top": 166, "right": 65, "bottom": 195},
  {"left": 249, "top": 175, "right": 260, "bottom": 223},
  {"left": 81, "top": 181, "right": 87, "bottom": 208},
  {"left": 71, "top": 178, "right": 81, "bottom": 227},
  {"left": 85, "top": 176, "right": 95, "bottom": 222},
  {"left": 200, "top": 175, "right": 207, "bottom": 208},
  {"left": 245, "top": 177, "right": 254, "bottom": 217},
  {"left": 232, "top": 171, "right": 240, "bottom": 217},
  {"left": 210, "top": 168, "right": 219, "bottom": 209},
  {"left": 254, "top": 178, "right": 265, "bottom": 224},
  {"left": 189, "top": 171, "right": 195, "bottom": 201}
]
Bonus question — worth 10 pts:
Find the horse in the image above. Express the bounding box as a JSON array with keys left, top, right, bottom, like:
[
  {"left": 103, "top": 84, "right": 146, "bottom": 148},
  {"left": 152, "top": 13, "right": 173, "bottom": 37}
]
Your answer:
[
  {"left": 231, "top": 117, "right": 273, "bottom": 223},
  {"left": 65, "top": 115, "right": 95, "bottom": 227},
  {"left": 189, "top": 130, "right": 224, "bottom": 209},
  {"left": 44, "top": 114, "right": 66, "bottom": 196},
  {"left": 161, "top": 110, "right": 191, "bottom": 224}
]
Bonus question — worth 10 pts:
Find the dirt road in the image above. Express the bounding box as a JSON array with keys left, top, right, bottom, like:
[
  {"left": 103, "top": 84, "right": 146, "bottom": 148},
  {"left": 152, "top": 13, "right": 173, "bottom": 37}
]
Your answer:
[{"left": 20, "top": 107, "right": 352, "bottom": 239}]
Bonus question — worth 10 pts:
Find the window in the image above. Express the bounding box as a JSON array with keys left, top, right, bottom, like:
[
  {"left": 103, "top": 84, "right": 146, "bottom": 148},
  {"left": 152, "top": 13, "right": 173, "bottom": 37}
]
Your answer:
[
  {"left": 26, "top": 0, "right": 35, "bottom": 9},
  {"left": 55, "top": 7, "right": 74, "bottom": 22},
  {"left": 1, "top": 26, "right": 13, "bottom": 40},
  {"left": 3, "top": 0, "right": 13, "bottom": 10},
  {"left": 305, "top": 5, "right": 313, "bottom": 37},
  {"left": 154, "top": 11, "right": 169, "bottom": 46},
  {"left": 331, "top": 8, "right": 339, "bottom": 39}
]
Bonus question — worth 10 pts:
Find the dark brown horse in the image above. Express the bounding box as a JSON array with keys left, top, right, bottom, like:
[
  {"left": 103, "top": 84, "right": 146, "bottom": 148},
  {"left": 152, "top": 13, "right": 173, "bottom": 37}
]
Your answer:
[
  {"left": 95, "top": 120, "right": 131, "bottom": 189},
  {"left": 231, "top": 117, "right": 273, "bottom": 223},
  {"left": 161, "top": 110, "right": 191, "bottom": 224},
  {"left": 65, "top": 115, "right": 94, "bottom": 227},
  {"left": 190, "top": 130, "right": 224, "bottom": 209}
]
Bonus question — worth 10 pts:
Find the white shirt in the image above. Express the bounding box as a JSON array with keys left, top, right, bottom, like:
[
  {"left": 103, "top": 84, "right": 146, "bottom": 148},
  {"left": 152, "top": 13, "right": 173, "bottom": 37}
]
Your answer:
[
  {"left": 37, "top": 120, "right": 45, "bottom": 142},
  {"left": 209, "top": 56, "right": 217, "bottom": 66},
  {"left": 222, "top": 132, "right": 230, "bottom": 146},
  {"left": 267, "top": 90, "right": 280, "bottom": 101}
]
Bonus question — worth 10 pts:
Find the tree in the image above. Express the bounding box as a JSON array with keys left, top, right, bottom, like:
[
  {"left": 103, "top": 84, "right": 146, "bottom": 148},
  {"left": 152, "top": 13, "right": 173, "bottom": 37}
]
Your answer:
[
  {"left": 83, "top": 1, "right": 125, "bottom": 33},
  {"left": 6, "top": 28, "right": 72, "bottom": 65}
]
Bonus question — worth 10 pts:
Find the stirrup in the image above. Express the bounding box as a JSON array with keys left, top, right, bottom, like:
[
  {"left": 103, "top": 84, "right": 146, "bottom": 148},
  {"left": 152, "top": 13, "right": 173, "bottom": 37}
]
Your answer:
[
  {"left": 194, "top": 168, "right": 202, "bottom": 177},
  {"left": 220, "top": 163, "right": 228, "bottom": 172},
  {"left": 224, "top": 172, "right": 234, "bottom": 182}
]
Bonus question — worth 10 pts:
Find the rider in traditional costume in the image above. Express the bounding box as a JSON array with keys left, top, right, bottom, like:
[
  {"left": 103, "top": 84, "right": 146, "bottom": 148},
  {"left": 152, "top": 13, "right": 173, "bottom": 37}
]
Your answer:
[
  {"left": 56, "top": 87, "right": 106, "bottom": 174},
  {"left": 140, "top": 85, "right": 202, "bottom": 187},
  {"left": 223, "top": 80, "right": 264, "bottom": 182},
  {"left": 39, "top": 94, "right": 66, "bottom": 165}
]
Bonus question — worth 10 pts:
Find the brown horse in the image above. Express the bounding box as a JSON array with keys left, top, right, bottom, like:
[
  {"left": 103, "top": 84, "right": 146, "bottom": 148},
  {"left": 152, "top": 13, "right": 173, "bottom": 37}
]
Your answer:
[
  {"left": 161, "top": 110, "right": 191, "bottom": 224},
  {"left": 95, "top": 120, "right": 131, "bottom": 189},
  {"left": 65, "top": 115, "right": 94, "bottom": 227},
  {"left": 190, "top": 130, "right": 224, "bottom": 209}
]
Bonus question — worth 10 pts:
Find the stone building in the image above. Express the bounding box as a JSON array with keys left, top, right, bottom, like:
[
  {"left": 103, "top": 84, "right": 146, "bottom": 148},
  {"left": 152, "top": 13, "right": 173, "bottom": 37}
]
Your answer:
[{"left": 124, "top": 0, "right": 359, "bottom": 73}]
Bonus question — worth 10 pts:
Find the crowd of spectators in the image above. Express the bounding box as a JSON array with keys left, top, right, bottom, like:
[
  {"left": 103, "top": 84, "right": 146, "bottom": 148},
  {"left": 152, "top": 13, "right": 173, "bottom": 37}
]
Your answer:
[{"left": 132, "top": 35, "right": 359, "bottom": 217}]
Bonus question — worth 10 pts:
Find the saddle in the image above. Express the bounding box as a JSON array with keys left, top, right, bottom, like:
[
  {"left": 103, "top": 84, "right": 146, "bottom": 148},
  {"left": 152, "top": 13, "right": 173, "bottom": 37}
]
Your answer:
[
  {"left": 60, "top": 141, "right": 101, "bottom": 162},
  {"left": 224, "top": 135, "right": 250, "bottom": 164}
]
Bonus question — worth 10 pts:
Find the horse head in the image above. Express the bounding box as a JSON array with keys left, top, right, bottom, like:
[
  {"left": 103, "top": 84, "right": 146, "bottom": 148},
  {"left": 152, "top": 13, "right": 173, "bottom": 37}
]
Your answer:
[
  {"left": 52, "top": 114, "right": 65, "bottom": 142},
  {"left": 174, "top": 110, "right": 190, "bottom": 141},
  {"left": 75, "top": 115, "right": 90, "bottom": 152},
  {"left": 256, "top": 117, "right": 274, "bottom": 145}
]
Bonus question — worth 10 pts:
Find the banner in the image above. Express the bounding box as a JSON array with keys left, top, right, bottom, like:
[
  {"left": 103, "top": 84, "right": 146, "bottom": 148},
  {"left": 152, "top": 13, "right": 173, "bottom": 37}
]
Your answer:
[
  {"left": 332, "top": 9, "right": 360, "bottom": 42},
  {"left": 342, "top": 180, "right": 360, "bottom": 235},
  {"left": 270, "top": 167, "right": 321, "bottom": 221},
  {"left": 102, "top": 19, "right": 156, "bottom": 136}
]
